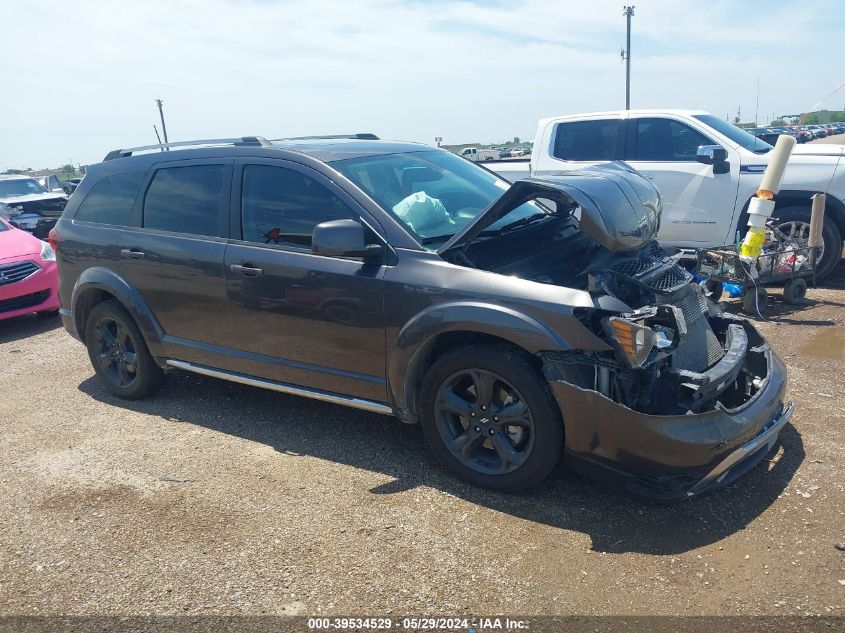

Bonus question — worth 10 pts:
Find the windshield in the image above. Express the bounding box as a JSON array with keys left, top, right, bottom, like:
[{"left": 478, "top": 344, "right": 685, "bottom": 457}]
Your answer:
[
  {"left": 693, "top": 114, "right": 773, "bottom": 154},
  {"left": 0, "top": 178, "right": 48, "bottom": 198},
  {"left": 332, "top": 150, "right": 546, "bottom": 249}
]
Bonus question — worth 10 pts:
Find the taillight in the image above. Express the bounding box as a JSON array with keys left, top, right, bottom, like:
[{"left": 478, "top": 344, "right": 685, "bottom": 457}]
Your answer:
[{"left": 48, "top": 227, "right": 60, "bottom": 252}]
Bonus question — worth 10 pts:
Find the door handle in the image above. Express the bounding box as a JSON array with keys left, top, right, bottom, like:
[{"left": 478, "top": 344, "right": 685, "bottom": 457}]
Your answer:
[
  {"left": 230, "top": 263, "right": 264, "bottom": 276},
  {"left": 120, "top": 248, "right": 145, "bottom": 259}
]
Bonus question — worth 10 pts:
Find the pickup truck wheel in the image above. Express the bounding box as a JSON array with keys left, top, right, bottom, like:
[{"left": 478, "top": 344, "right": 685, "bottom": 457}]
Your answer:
[
  {"left": 774, "top": 206, "right": 842, "bottom": 280},
  {"left": 419, "top": 345, "right": 563, "bottom": 491},
  {"left": 84, "top": 300, "right": 164, "bottom": 400}
]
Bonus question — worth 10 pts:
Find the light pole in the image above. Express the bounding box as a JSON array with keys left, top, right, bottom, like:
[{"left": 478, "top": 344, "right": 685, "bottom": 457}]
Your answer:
[
  {"left": 623, "top": 5, "right": 635, "bottom": 110},
  {"left": 155, "top": 99, "right": 169, "bottom": 148}
]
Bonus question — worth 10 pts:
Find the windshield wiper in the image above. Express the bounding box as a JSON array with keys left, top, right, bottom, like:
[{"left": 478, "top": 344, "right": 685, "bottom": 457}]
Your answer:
[
  {"left": 420, "top": 233, "right": 456, "bottom": 245},
  {"left": 480, "top": 212, "right": 550, "bottom": 236}
]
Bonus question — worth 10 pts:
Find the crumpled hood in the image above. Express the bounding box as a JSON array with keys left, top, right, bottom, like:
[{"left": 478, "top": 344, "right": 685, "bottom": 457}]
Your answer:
[
  {"left": 439, "top": 161, "right": 662, "bottom": 254},
  {"left": 0, "top": 191, "right": 68, "bottom": 205}
]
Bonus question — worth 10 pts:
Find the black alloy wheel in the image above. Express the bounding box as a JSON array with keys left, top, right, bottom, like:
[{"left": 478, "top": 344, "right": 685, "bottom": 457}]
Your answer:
[
  {"left": 420, "top": 344, "right": 564, "bottom": 491},
  {"left": 433, "top": 368, "right": 536, "bottom": 476},
  {"left": 92, "top": 315, "right": 139, "bottom": 390},
  {"left": 84, "top": 300, "right": 164, "bottom": 399}
]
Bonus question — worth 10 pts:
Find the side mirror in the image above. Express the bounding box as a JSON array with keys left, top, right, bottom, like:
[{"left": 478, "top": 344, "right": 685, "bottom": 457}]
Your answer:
[
  {"left": 696, "top": 145, "right": 728, "bottom": 165},
  {"left": 312, "top": 219, "right": 383, "bottom": 259}
]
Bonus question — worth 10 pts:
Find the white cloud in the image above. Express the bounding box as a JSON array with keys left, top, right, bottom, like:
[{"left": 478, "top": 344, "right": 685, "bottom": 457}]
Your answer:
[{"left": 1, "top": 0, "right": 840, "bottom": 168}]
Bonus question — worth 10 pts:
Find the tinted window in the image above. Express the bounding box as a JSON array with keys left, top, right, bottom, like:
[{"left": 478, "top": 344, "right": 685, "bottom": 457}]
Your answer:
[
  {"left": 241, "top": 165, "right": 356, "bottom": 248},
  {"left": 551, "top": 119, "right": 618, "bottom": 161},
  {"left": 630, "top": 118, "right": 713, "bottom": 161},
  {"left": 693, "top": 114, "right": 773, "bottom": 154},
  {"left": 143, "top": 165, "right": 227, "bottom": 237},
  {"left": 74, "top": 171, "right": 144, "bottom": 225}
]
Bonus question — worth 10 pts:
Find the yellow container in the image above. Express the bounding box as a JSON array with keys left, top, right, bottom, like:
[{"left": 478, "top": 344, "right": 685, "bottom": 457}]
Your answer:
[{"left": 740, "top": 226, "right": 766, "bottom": 258}]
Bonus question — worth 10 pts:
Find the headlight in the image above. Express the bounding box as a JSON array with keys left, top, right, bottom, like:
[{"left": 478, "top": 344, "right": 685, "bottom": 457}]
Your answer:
[
  {"left": 40, "top": 240, "right": 56, "bottom": 262},
  {"left": 604, "top": 317, "right": 657, "bottom": 367}
]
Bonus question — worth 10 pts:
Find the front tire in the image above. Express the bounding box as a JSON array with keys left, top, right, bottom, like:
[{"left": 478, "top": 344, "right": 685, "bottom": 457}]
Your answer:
[
  {"left": 84, "top": 300, "right": 164, "bottom": 400},
  {"left": 419, "top": 344, "right": 563, "bottom": 491},
  {"left": 774, "top": 206, "right": 842, "bottom": 280}
]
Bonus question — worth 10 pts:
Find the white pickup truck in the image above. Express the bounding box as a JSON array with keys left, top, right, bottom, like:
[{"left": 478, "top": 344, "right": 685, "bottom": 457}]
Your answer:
[
  {"left": 459, "top": 147, "right": 501, "bottom": 162},
  {"left": 488, "top": 110, "right": 845, "bottom": 278}
]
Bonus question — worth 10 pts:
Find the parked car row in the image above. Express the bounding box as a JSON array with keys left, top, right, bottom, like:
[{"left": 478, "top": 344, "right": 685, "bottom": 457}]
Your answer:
[
  {"left": 458, "top": 146, "right": 532, "bottom": 162},
  {"left": 748, "top": 123, "right": 845, "bottom": 145}
]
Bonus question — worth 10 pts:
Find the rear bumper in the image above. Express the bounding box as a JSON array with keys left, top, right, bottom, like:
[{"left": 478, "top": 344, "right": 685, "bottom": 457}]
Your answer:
[
  {"left": 0, "top": 261, "right": 60, "bottom": 320},
  {"left": 549, "top": 337, "right": 789, "bottom": 502}
]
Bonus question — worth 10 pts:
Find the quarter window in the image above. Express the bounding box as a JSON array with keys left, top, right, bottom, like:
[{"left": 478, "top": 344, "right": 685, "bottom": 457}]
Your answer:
[
  {"left": 143, "top": 165, "right": 227, "bottom": 237},
  {"left": 74, "top": 171, "right": 145, "bottom": 225},
  {"left": 551, "top": 119, "right": 619, "bottom": 161},
  {"left": 241, "top": 165, "right": 357, "bottom": 248},
  {"left": 630, "top": 118, "right": 713, "bottom": 161}
]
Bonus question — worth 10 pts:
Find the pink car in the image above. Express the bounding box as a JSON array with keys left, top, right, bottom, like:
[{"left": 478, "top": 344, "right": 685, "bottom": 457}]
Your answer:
[{"left": 0, "top": 217, "right": 60, "bottom": 320}]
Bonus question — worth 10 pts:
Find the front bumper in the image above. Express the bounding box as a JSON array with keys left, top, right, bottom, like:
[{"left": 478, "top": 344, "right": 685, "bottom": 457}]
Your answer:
[
  {"left": 548, "top": 332, "right": 790, "bottom": 502},
  {"left": 0, "top": 260, "right": 60, "bottom": 320}
]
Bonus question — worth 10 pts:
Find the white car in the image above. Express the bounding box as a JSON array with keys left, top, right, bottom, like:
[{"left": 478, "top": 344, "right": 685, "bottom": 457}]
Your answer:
[{"left": 489, "top": 110, "right": 845, "bottom": 278}]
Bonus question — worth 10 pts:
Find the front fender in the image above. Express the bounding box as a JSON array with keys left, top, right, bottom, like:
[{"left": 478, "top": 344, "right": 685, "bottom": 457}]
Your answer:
[
  {"left": 387, "top": 300, "right": 587, "bottom": 416},
  {"left": 71, "top": 266, "right": 165, "bottom": 355}
]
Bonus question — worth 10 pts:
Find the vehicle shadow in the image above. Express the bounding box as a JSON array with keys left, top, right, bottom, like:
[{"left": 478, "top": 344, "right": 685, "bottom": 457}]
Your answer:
[
  {"left": 77, "top": 370, "right": 803, "bottom": 556},
  {"left": 0, "top": 313, "right": 62, "bottom": 343},
  {"left": 720, "top": 294, "right": 842, "bottom": 326}
]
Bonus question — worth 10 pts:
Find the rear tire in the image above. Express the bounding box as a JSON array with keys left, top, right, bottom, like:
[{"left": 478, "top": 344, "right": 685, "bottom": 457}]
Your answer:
[
  {"left": 84, "top": 300, "right": 164, "bottom": 400},
  {"left": 419, "top": 344, "right": 563, "bottom": 491}
]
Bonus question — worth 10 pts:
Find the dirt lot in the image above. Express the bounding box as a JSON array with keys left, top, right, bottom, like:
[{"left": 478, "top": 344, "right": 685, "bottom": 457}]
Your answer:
[{"left": 1, "top": 265, "right": 844, "bottom": 619}]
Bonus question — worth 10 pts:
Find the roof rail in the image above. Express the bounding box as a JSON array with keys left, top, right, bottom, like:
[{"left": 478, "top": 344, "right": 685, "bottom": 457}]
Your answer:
[
  {"left": 103, "top": 136, "right": 272, "bottom": 161},
  {"left": 270, "top": 133, "right": 380, "bottom": 142}
]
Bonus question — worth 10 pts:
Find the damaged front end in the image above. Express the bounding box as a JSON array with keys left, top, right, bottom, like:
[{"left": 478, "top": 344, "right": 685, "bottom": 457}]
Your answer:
[
  {"left": 542, "top": 243, "right": 791, "bottom": 501},
  {"left": 444, "top": 162, "right": 792, "bottom": 501}
]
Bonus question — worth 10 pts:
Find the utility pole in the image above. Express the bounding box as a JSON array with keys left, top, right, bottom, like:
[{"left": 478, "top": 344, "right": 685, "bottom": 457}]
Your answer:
[
  {"left": 155, "top": 99, "right": 169, "bottom": 148},
  {"left": 622, "top": 5, "right": 635, "bottom": 109}
]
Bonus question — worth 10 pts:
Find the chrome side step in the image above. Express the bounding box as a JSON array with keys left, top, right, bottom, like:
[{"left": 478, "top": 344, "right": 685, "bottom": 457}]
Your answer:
[{"left": 166, "top": 360, "right": 393, "bottom": 415}]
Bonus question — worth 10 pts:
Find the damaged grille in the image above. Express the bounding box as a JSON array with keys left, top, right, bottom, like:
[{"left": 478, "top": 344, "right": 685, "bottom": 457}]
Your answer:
[
  {"left": 13, "top": 198, "right": 66, "bottom": 216},
  {"left": 651, "top": 265, "right": 688, "bottom": 291},
  {"left": 613, "top": 257, "right": 657, "bottom": 277},
  {"left": 659, "top": 285, "right": 724, "bottom": 372}
]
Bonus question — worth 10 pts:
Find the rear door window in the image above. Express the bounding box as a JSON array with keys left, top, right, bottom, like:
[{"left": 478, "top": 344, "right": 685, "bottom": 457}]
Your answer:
[
  {"left": 551, "top": 119, "right": 619, "bottom": 161},
  {"left": 240, "top": 164, "right": 357, "bottom": 248},
  {"left": 629, "top": 118, "right": 713, "bottom": 161},
  {"left": 143, "top": 165, "right": 228, "bottom": 237},
  {"left": 74, "top": 171, "right": 145, "bottom": 225}
]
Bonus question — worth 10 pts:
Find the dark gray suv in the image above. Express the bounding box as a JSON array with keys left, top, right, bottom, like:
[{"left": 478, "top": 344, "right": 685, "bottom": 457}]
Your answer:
[{"left": 52, "top": 135, "right": 792, "bottom": 500}]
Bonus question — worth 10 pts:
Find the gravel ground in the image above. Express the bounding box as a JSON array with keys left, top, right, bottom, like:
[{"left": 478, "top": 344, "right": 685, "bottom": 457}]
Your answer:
[{"left": 1, "top": 264, "right": 844, "bottom": 619}]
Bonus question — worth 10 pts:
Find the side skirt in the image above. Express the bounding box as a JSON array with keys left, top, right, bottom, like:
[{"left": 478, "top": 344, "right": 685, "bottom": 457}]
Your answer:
[{"left": 166, "top": 359, "right": 394, "bottom": 416}]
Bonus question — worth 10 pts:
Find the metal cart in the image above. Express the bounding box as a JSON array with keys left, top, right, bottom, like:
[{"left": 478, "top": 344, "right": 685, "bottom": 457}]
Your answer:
[{"left": 695, "top": 238, "right": 817, "bottom": 316}]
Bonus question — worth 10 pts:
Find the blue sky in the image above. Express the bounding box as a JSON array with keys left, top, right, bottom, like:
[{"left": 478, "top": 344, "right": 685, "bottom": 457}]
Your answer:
[{"left": 2, "top": 0, "right": 843, "bottom": 169}]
